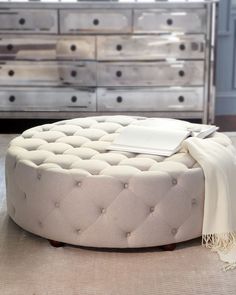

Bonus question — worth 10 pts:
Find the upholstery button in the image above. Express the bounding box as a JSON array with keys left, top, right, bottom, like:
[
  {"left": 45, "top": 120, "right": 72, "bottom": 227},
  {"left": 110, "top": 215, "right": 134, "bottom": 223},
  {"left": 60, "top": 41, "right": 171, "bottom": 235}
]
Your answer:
[
  {"left": 76, "top": 181, "right": 82, "bottom": 187},
  {"left": 55, "top": 202, "right": 60, "bottom": 208},
  {"left": 150, "top": 207, "right": 155, "bottom": 213},
  {"left": 37, "top": 173, "right": 41, "bottom": 180},
  {"left": 171, "top": 228, "right": 178, "bottom": 235},
  {"left": 192, "top": 198, "right": 197, "bottom": 206},
  {"left": 75, "top": 229, "right": 81, "bottom": 234},
  {"left": 126, "top": 232, "right": 131, "bottom": 238},
  {"left": 101, "top": 208, "right": 106, "bottom": 214},
  {"left": 124, "top": 183, "right": 128, "bottom": 189},
  {"left": 24, "top": 193, "right": 27, "bottom": 200},
  {"left": 172, "top": 178, "right": 177, "bottom": 185},
  {"left": 38, "top": 221, "right": 43, "bottom": 227}
]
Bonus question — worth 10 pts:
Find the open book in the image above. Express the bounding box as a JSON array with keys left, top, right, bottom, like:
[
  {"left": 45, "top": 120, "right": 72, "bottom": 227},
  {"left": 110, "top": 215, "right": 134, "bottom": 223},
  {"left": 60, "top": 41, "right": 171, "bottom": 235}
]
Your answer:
[{"left": 108, "top": 118, "right": 218, "bottom": 156}]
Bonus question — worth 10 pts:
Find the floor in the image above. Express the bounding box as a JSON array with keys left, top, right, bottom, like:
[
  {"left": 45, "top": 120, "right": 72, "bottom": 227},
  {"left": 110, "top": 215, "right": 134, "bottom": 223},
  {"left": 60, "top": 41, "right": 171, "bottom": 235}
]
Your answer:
[{"left": 1, "top": 133, "right": 236, "bottom": 295}]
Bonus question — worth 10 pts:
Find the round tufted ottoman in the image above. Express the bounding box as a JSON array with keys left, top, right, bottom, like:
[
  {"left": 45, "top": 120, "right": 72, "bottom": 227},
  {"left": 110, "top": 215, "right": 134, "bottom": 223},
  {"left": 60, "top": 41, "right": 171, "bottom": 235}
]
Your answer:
[{"left": 5, "top": 115, "right": 211, "bottom": 248}]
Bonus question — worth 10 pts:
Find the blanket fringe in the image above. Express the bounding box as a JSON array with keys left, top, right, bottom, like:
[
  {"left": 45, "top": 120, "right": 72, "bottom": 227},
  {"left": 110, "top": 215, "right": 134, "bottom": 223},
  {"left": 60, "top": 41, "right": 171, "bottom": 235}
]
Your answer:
[
  {"left": 223, "top": 262, "right": 236, "bottom": 272},
  {"left": 202, "top": 233, "right": 236, "bottom": 271},
  {"left": 202, "top": 232, "right": 236, "bottom": 251}
]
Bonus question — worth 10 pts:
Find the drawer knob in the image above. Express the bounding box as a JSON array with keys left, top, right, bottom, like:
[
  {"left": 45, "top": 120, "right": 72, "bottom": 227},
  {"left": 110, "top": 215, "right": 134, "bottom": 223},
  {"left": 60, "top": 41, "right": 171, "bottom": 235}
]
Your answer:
[
  {"left": 9, "top": 95, "right": 15, "bottom": 102},
  {"left": 166, "top": 19, "right": 173, "bottom": 26},
  {"left": 178, "top": 70, "right": 185, "bottom": 77},
  {"left": 178, "top": 96, "right": 185, "bottom": 103},
  {"left": 71, "top": 70, "right": 77, "bottom": 77},
  {"left": 7, "top": 44, "right": 14, "bottom": 51},
  {"left": 70, "top": 45, "right": 77, "bottom": 52},
  {"left": 179, "top": 44, "right": 186, "bottom": 51},
  {"left": 71, "top": 96, "right": 77, "bottom": 103},
  {"left": 93, "top": 19, "right": 99, "bottom": 26},
  {"left": 116, "top": 96, "right": 123, "bottom": 103},
  {"left": 116, "top": 44, "right": 122, "bottom": 51},
  {"left": 8, "top": 70, "right": 15, "bottom": 77},
  {"left": 19, "top": 18, "right": 26, "bottom": 25},
  {"left": 116, "top": 71, "right": 122, "bottom": 78}
]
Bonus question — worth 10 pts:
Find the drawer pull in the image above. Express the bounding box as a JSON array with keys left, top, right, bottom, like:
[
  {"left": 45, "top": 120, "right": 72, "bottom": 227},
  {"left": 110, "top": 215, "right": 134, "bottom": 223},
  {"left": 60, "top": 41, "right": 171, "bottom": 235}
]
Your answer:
[
  {"left": 116, "top": 44, "right": 123, "bottom": 51},
  {"left": 178, "top": 70, "right": 185, "bottom": 77},
  {"left": 70, "top": 45, "right": 77, "bottom": 51},
  {"left": 116, "top": 96, "right": 123, "bottom": 103},
  {"left": 71, "top": 70, "right": 77, "bottom": 77},
  {"left": 93, "top": 19, "right": 99, "bottom": 26},
  {"left": 71, "top": 96, "right": 77, "bottom": 103},
  {"left": 166, "top": 19, "right": 173, "bottom": 26},
  {"left": 9, "top": 95, "right": 15, "bottom": 102},
  {"left": 19, "top": 18, "right": 26, "bottom": 25},
  {"left": 179, "top": 44, "right": 186, "bottom": 51},
  {"left": 116, "top": 71, "right": 122, "bottom": 77},
  {"left": 8, "top": 70, "right": 15, "bottom": 77},
  {"left": 7, "top": 44, "right": 14, "bottom": 51},
  {"left": 178, "top": 96, "right": 185, "bottom": 103}
]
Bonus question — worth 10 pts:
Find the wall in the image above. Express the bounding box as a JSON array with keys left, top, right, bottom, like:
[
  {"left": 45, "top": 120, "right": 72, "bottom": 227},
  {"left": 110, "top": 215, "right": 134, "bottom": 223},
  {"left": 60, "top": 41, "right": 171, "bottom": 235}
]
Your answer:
[{"left": 216, "top": 0, "right": 236, "bottom": 115}]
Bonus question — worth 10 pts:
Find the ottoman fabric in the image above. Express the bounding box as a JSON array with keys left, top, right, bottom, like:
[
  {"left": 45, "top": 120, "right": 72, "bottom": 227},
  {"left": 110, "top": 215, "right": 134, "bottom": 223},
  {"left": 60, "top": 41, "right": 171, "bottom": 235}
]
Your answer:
[{"left": 5, "top": 115, "right": 221, "bottom": 248}]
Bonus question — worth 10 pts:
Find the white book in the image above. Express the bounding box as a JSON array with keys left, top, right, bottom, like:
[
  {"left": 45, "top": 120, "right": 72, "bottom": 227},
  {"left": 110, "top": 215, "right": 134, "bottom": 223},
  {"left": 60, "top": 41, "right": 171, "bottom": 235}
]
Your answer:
[{"left": 108, "top": 119, "right": 218, "bottom": 156}]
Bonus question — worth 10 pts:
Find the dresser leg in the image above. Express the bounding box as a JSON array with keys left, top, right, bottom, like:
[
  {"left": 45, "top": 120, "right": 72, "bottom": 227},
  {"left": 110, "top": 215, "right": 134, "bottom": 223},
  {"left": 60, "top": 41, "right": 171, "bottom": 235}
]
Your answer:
[
  {"left": 49, "top": 239, "right": 65, "bottom": 247},
  {"left": 160, "top": 243, "right": 176, "bottom": 251}
]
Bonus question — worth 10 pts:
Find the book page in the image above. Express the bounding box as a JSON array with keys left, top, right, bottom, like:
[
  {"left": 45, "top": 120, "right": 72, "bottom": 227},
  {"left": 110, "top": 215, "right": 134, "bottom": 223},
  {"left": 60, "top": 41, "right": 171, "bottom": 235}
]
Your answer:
[{"left": 109, "top": 125, "right": 190, "bottom": 156}]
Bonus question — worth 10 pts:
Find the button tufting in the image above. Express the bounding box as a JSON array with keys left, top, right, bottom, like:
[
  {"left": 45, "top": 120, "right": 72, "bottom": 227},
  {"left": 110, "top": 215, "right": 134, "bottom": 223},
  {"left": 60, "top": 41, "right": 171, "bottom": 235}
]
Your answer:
[
  {"left": 76, "top": 181, "right": 82, "bottom": 187},
  {"left": 191, "top": 198, "right": 197, "bottom": 206},
  {"left": 23, "top": 193, "right": 27, "bottom": 200},
  {"left": 150, "top": 207, "right": 155, "bottom": 213},
  {"left": 75, "top": 229, "right": 81, "bottom": 234},
  {"left": 55, "top": 202, "right": 60, "bottom": 208},
  {"left": 37, "top": 173, "right": 41, "bottom": 180},
  {"left": 38, "top": 221, "right": 43, "bottom": 227},
  {"left": 124, "top": 183, "right": 129, "bottom": 189},
  {"left": 171, "top": 228, "right": 178, "bottom": 235},
  {"left": 101, "top": 208, "right": 106, "bottom": 214},
  {"left": 172, "top": 178, "right": 177, "bottom": 185},
  {"left": 126, "top": 232, "right": 131, "bottom": 238}
]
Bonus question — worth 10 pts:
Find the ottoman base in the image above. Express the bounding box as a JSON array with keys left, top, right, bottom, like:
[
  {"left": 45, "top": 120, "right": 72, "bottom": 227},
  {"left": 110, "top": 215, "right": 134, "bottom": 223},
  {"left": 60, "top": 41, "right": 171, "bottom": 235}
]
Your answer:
[
  {"left": 48, "top": 239, "right": 177, "bottom": 251},
  {"left": 49, "top": 240, "right": 65, "bottom": 248}
]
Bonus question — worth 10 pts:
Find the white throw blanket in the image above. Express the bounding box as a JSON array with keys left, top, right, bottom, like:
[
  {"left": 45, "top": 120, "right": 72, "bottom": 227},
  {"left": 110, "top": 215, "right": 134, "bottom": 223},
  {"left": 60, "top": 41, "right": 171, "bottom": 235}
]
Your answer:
[{"left": 183, "top": 134, "right": 236, "bottom": 271}]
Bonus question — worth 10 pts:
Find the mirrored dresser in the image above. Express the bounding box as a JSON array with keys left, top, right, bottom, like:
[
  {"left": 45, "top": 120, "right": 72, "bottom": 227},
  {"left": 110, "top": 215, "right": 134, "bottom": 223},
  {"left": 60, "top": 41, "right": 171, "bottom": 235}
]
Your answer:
[{"left": 0, "top": 0, "right": 217, "bottom": 123}]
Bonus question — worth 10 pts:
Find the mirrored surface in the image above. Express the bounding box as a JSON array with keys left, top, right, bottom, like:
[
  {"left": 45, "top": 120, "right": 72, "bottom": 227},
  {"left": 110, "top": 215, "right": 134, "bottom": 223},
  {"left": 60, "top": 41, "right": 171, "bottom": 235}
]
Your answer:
[{"left": 0, "top": 0, "right": 202, "bottom": 2}]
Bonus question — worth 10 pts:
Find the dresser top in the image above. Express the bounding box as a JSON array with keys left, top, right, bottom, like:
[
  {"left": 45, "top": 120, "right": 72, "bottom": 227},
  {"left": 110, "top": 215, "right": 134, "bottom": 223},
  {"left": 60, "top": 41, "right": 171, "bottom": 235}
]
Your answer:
[{"left": 0, "top": 0, "right": 218, "bottom": 9}]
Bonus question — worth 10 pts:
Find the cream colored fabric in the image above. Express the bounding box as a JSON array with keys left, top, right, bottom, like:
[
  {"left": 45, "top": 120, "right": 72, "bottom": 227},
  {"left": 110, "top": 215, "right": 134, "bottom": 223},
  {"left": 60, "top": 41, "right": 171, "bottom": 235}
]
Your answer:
[
  {"left": 183, "top": 135, "right": 236, "bottom": 270},
  {"left": 3, "top": 133, "right": 236, "bottom": 295},
  {"left": 5, "top": 116, "right": 209, "bottom": 248}
]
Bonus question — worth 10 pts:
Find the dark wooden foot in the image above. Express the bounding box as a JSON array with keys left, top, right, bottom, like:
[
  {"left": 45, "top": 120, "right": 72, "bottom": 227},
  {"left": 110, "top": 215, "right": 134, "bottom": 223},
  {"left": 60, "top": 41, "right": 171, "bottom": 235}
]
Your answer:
[
  {"left": 160, "top": 243, "right": 176, "bottom": 251},
  {"left": 49, "top": 240, "right": 65, "bottom": 248}
]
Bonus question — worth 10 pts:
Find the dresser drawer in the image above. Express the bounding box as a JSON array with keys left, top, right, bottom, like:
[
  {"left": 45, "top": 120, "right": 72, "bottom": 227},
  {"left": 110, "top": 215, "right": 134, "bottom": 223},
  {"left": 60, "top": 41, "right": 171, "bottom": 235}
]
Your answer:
[
  {"left": 60, "top": 9, "right": 132, "bottom": 34},
  {"left": 0, "top": 36, "right": 95, "bottom": 60},
  {"left": 97, "top": 87, "right": 204, "bottom": 112},
  {"left": 97, "top": 35, "right": 205, "bottom": 61},
  {"left": 0, "top": 9, "right": 57, "bottom": 34},
  {"left": 97, "top": 61, "right": 204, "bottom": 87},
  {"left": 134, "top": 9, "right": 206, "bottom": 33},
  {"left": 0, "top": 88, "right": 96, "bottom": 111},
  {"left": 0, "top": 62, "right": 96, "bottom": 86}
]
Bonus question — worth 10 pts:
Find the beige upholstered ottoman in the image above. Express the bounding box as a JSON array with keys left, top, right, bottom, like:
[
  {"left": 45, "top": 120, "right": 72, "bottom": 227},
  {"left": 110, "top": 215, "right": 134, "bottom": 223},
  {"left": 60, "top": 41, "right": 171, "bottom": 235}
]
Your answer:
[{"left": 5, "top": 116, "right": 210, "bottom": 249}]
